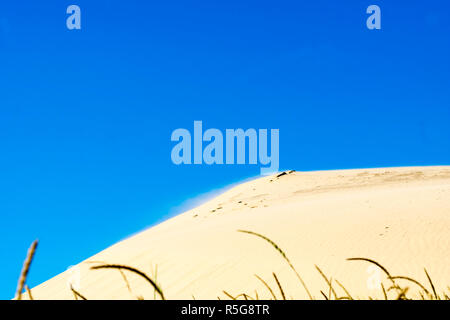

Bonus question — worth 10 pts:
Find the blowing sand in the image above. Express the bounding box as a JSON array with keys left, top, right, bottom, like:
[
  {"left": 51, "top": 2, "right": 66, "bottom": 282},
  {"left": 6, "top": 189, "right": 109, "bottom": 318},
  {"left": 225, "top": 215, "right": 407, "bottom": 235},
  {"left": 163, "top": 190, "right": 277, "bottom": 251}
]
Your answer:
[{"left": 28, "top": 166, "right": 450, "bottom": 300}]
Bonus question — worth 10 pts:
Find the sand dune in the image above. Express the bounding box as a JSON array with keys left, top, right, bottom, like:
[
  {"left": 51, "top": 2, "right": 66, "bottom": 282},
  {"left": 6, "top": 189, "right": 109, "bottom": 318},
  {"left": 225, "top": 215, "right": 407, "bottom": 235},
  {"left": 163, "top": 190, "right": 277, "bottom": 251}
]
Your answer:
[{"left": 28, "top": 166, "right": 450, "bottom": 300}]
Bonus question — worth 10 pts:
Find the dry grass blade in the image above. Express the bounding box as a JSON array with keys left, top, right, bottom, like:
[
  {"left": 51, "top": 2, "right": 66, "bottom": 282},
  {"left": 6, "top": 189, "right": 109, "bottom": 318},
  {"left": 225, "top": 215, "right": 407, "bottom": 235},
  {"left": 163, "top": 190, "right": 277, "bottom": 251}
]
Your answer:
[
  {"left": 25, "top": 285, "right": 33, "bottom": 300},
  {"left": 424, "top": 269, "right": 438, "bottom": 300},
  {"left": 91, "top": 264, "right": 165, "bottom": 300},
  {"left": 118, "top": 268, "right": 142, "bottom": 300},
  {"left": 272, "top": 273, "right": 286, "bottom": 300},
  {"left": 223, "top": 290, "right": 237, "bottom": 300},
  {"left": 241, "top": 293, "right": 251, "bottom": 300},
  {"left": 391, "top": 276, "right": 431, "bottom": 298},
  {"left": 346, "top": 257, "right": 400, "bottom": 294},
  {"left": 387, "top": 284, "right": 401, "bottom": 292},
  {"left": 445, "top": 288, "right": 450, "bottom": 300},
  {"left": 346, "top": 257, "right": 392, "bottom": 278},
  {"left": 152, "top": 265, "right": 159, "bottom": 300},
  {"left": 328, "top": 277, "right": 333, "bottom": 299},
  {"left": 381, "top": 283, "right": 388, "bottom": 300},
  {"left": 335, "top": 279, "right": 353, "bottom": 300},
  {"left": 222, "top": 291, "right": 255, "bottom": 300},
  {"left": 70, "top": 285, "right": 87, "bottom": 300},
  {"left": 15, "top": 240, "right": 38, "bottom": 300},
  {"left": 119, "top": 269, "right": 132, "bottom": 294},
  {"left": 443, "top": 291, "right": 449, "bottom": 300},
  {"left": 255, "top": 274, "right": 277, "bottom": 300},
  {"left": 238, "top": 230, "right": 313, "bottom": 299},
  {"left": 315, "top": 265, "right": 337, "bottom": 300},
  {"left": 396, "top": 287, "right": 409, "bottom": 300}
]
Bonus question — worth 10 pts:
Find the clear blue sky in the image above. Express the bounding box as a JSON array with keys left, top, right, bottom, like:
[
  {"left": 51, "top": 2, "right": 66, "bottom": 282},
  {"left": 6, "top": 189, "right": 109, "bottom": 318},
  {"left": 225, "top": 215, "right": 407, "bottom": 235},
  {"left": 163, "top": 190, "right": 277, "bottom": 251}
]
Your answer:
[{"left": 0, "top": 1, "right": 449, "bottom": 299}]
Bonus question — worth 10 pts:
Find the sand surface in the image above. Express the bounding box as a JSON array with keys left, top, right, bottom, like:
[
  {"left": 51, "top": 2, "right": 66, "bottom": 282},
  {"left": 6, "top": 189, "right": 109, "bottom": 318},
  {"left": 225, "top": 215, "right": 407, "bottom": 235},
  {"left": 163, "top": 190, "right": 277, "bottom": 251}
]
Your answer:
[{"left": 28, "top": 166, "right": 450, "bottom": 300}]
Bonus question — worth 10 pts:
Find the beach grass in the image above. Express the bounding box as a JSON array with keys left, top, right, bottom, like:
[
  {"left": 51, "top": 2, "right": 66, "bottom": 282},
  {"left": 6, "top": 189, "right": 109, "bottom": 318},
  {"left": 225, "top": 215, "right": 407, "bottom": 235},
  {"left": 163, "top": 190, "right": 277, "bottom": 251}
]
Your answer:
[{"left": 14, "top": 232, "right": 449, "bottom": 300}]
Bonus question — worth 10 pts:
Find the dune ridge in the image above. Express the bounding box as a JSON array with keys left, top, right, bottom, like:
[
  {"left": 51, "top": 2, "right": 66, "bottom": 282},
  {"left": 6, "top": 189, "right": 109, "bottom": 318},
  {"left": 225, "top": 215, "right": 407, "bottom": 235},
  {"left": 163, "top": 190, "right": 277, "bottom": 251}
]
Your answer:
[{"left": 28, "top": 166, "right": 450, "bottom": 300}]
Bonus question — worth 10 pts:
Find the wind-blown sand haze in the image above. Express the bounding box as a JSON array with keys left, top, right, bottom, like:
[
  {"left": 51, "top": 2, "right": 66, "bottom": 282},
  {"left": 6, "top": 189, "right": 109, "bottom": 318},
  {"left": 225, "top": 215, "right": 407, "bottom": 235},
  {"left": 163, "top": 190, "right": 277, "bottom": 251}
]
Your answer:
[{"left": 28, "top": 166, "right": 450, "bottom": 300}]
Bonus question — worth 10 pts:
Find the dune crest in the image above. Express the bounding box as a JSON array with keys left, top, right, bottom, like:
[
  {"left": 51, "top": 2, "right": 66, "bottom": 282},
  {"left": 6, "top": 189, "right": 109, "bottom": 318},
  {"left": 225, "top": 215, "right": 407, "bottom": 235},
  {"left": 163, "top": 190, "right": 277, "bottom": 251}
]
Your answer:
[{"left": 29, "top": 166, "right": 450, "bottom": 300}]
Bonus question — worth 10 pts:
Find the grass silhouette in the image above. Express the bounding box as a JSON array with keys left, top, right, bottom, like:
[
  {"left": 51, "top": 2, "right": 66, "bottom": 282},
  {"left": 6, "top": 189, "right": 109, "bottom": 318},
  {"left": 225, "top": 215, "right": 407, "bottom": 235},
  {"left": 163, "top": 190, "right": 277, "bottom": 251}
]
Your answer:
[{"left": 14, "top": 231, "right": 450, "bottom": 300}]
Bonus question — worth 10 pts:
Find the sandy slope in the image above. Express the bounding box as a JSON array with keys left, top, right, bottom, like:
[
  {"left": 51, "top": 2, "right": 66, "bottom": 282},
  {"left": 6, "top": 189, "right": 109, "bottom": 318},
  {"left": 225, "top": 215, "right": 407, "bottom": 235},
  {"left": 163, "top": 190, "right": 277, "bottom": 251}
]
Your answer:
[{"left": 28, "top": 167, "right": 450, "bottom": 300}]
